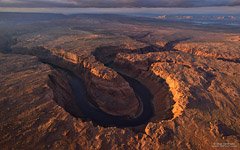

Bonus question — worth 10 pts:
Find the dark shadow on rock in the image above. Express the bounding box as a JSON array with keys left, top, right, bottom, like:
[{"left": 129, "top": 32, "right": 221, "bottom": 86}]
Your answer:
[
  {"left": 212, "top": 120, "right": 240, "bottom": 139},
  {"left": 0, "top": 36, "right": 17, "bottom": 54},
  {"left": 163, "top": 37, "right": 191, "bottom": 51},
  {"left": 93, "top": 45, "right": 176, "bottom": 124},
  {"left": 158, "top": 127, "right": 174, "bottom": 144}
]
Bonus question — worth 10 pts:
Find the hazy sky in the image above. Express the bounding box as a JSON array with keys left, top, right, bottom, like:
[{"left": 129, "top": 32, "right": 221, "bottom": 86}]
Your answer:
[
  {"left": 1, "top": 6, "right": 240, "bottom": 15},
  {"left": 0, "top": 0, "right": 240, "bottom": 8},
  {"left": 1, "top": 0, "right": 240, "bottom": 14}
]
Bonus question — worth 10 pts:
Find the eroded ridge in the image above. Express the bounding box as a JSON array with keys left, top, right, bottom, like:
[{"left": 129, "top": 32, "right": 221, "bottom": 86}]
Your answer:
[
  {"left": 7, "top": 46, "right": 155, "bottom": 127},
  {"left": 7, "top": 44, "right": 178, "bottom": 127},
  {"left": 93, "top": 46, "right": 176, "bottom": 122},
  {"left": 12, "top": 46, "right": 140, "bottom": 118}
]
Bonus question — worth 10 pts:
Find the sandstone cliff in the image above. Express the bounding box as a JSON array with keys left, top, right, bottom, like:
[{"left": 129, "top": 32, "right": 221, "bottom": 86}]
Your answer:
[{"left": 11, "top": 47, "right": 140, "bottom": 117}]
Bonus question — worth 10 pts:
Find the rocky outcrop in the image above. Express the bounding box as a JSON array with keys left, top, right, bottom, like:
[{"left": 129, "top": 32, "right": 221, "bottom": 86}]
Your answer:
[
  {"left": 113, "top": 51, "right": 240, "bottom": 149},
  {"left": 174, "top": 42, "right": 240, "bottom": 62},
  {"left": 11, "top": 47, "right": 140, "bottom": 117},
  {"left": 0, "top": 53, "right": 142, "bottom": 149},
  {"left": 112, "top": 52, "right": 175, "bottom": 121}
]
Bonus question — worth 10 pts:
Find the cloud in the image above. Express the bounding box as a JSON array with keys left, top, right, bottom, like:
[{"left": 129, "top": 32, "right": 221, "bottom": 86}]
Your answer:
[{"left": 0, "top": 0, "right": 240, "bottom": 8}]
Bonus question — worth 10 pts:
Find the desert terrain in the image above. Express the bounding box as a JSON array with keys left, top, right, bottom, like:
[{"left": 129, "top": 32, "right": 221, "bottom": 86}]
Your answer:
[{"left": 0, "top": 13, "right": 240, "bottom": 149}]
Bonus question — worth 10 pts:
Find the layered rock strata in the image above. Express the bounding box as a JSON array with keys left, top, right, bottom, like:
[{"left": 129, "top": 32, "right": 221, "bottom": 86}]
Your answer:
[
  {"left": 1, "top": 49, "right": 240, "bottom": 149},
  {"left": 11, "top": 47, "right": 140, "bottom": 117}
]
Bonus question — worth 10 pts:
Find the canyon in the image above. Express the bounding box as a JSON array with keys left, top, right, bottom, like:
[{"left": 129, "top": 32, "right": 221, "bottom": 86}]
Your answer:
[{"left": 0, "top": 13, "right": 240, "bottom": 149}]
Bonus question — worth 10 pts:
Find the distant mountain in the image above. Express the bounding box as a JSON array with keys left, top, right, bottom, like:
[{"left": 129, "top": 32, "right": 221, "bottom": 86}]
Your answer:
[{"left": 154, "top": 14, "right": 240, "bottom": 26}]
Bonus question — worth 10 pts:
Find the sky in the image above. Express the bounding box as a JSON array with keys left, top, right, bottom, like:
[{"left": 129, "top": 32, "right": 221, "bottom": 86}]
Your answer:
[
  {"left": 0, "top": 0, "right": 239, "bottom": 8},
  {"left": 0, "top": 0, "right": 240, "bottom": 14}
]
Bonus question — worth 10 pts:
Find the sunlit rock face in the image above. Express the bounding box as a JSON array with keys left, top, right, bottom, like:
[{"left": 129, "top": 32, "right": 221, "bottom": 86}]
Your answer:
[{"left": 112, "top": 50, "right": 240, "bottom": 147}]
